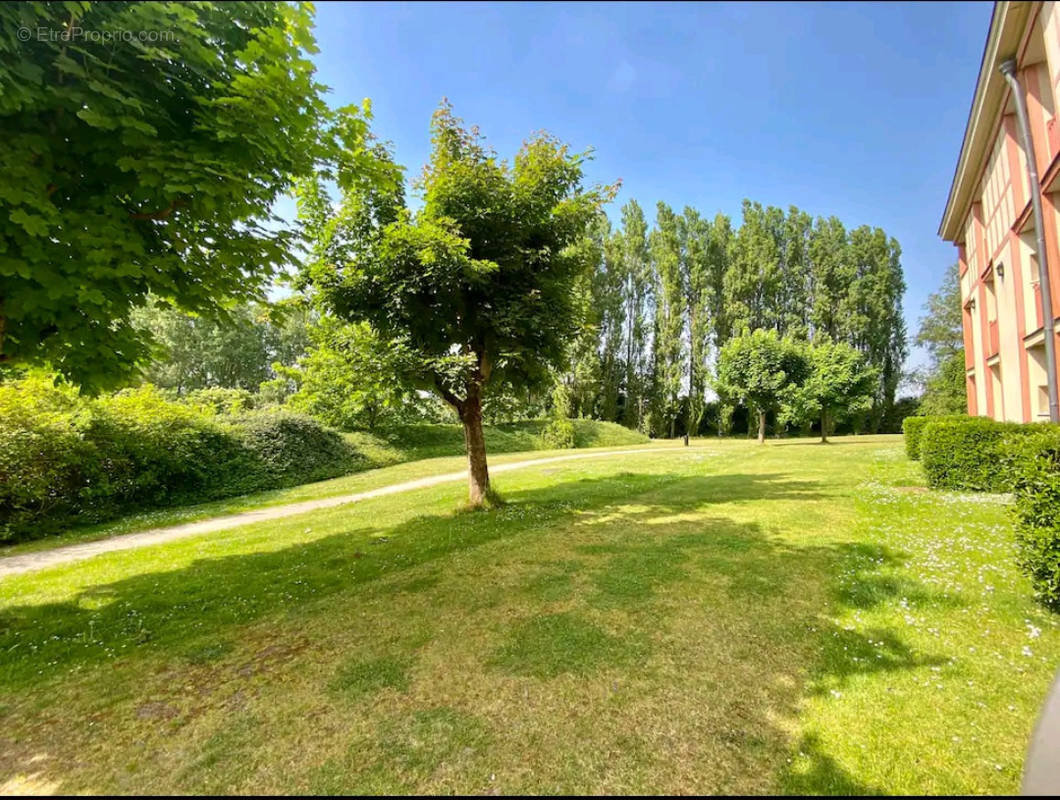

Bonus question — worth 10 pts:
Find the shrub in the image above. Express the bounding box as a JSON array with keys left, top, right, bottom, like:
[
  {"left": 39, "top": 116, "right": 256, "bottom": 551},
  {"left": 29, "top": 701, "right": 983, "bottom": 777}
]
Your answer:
[
  {"left": 541, "top": 418, "right": 576, "bottom": 450},
  {"left": 903, "top": 414, "right": 966, "bottom": 460},
  {"left": 902, "top": 416, "right": 928, "bottom": 460},
  {"left": 920, "top": 416, "right": 1043, "bottom": 492},
  {"left": 184, "top": 387, "right": 255, "bottom": 414},
  {"left": 0, "top": 379, "right": 359, "bottom": 542},
  {"left": 1008, "top": 428, "right": 1060, "bottom": 609},
  {"left": 227, "top": 410, "right": 361, "bottom": 491}
]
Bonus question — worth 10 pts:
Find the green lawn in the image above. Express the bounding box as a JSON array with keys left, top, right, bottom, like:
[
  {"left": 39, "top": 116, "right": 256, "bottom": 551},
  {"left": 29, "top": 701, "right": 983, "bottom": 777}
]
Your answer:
[{"left": 1, "top": 435, "right": 1057, "bottom": 794}]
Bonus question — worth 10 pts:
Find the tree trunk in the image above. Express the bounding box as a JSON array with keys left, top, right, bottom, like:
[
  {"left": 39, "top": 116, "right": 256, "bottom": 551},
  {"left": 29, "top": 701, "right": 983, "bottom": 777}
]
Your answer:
[
  {"left": 757, "top": 410, "right": 766, "bottom": 445},
  {"left": 820, "top": 409, "right": 829, "bottom": 443},
  {"left": 460, "top": 389, "right": 490, "bottom": 507}
]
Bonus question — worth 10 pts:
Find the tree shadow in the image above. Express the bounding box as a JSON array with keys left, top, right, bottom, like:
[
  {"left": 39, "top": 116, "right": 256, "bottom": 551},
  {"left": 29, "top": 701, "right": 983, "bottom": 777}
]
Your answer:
[{"left": 0, "top": 467, "right": 956, "bottom": 794}]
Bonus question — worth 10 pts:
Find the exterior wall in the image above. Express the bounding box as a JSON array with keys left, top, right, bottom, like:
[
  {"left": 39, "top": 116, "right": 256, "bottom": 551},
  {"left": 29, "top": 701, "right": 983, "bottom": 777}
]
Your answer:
[{"left": 954, "top": 2, "right": 1060, "bottom": 422}]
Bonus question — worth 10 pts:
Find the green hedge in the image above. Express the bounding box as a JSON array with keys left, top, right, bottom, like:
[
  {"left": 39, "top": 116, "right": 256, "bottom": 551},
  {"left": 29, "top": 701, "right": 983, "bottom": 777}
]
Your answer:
[
  {"left": 902, "top": 416, "right": 928, "bottom": 460},
  {"left": 919, "top": 416, "right": 1047, "bottom": 492},
  {"left": 0, "top": 378, "right": 359, "bottom": 542},
  {"left": 1008, "top": 428, "right": 1060, "bottom": 609},
  {"left": 903, "top": 414, "right": 967, "bottom": 460}
]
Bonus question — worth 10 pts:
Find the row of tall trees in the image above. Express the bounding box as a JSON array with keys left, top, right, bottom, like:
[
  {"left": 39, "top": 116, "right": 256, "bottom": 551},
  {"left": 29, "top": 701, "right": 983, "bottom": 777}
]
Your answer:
[{"left": 564, "top": 198, "right": 907, "bottom": 437}]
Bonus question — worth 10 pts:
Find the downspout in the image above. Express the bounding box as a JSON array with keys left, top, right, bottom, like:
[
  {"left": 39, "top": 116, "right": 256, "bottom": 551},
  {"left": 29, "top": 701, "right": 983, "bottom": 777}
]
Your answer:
[{"left": 1000, "top": 58, "right": 1060, "bottom": 423}]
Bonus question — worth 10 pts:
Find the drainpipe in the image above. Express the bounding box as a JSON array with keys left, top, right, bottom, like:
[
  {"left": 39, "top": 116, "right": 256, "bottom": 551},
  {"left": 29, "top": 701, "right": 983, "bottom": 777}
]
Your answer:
[{"left": 1000, "top": 58, "right": 1059, "bottom": 424}]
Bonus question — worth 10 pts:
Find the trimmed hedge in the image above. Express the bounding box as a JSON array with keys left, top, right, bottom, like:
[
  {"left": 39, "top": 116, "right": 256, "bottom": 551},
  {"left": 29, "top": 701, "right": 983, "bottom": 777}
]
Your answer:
[
  {"left": 902, "top": 416, "right": 928, "bottom": 460},
  {"left": 902, "top": 414, "right": 967, "bottom": 460},
  {"left": 1008, "top": 428, "right": 1060, "bottom": 609},
  {"left": 0, "top": 378, "right": 359, "bottom": 542},
  {"left": 919, "top": 416, "right": 1041, "bottom": 492}
]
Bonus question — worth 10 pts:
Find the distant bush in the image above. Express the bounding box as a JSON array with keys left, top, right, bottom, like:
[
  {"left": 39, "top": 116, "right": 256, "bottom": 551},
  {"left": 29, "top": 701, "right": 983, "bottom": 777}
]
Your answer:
[
  {"left": 0, "top": 378, "right": 358, "bottom": 542},
  {"left": 541, "top": 418, "right": 576, "bottom": 449},
  {"left": 184, "top": 387, "right": 256, "bottom": 414},
  {"left": 919, "top": 416, "right": 1043, "bottom": 492},
  {"left": 1008, "top": 428, "right": 1060, "bottom": 610}
]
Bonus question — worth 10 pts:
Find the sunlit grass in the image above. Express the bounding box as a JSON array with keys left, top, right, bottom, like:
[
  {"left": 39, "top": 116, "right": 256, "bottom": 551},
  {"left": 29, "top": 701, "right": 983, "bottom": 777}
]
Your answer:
[{"left": 0, "top": 435, "right": 1056, "bottom": 794}]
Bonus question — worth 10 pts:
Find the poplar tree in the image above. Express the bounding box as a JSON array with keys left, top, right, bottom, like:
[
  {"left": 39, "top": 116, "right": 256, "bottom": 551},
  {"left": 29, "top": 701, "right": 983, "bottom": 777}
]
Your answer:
[
  {"left": 651, "top": 202, "right": 685, "bottom": 437},
  {"left": 617, "top": 200, "right": 653, "bottom": 430}
]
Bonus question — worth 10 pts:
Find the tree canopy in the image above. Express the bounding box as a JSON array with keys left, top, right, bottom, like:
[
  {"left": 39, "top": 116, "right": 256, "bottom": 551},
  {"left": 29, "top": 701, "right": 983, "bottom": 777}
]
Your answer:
[
  {"left": 716, "top": 328, "right": 809, "bottom": 444},
  {"left": 783, "top": 340, "right": 878, "bottom": 442},
  {"left": 915, "top": 263, "right": 966, "bottom": 416},
  {"left": 0, "top": 1, "right": 333, "bottom": 389}
]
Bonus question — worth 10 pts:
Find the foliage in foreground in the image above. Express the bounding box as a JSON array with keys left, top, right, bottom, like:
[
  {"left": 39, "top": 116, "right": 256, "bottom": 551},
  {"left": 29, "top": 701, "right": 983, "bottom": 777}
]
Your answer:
[
  {"left": 1009, "top": 429, "right": 1060, "bottom": 609},
  {"left": 0, "top": 377, "right": 359, "bottom": 541},
  {"left": 0, "top": 1, "right": 334, "bottom": 389}
]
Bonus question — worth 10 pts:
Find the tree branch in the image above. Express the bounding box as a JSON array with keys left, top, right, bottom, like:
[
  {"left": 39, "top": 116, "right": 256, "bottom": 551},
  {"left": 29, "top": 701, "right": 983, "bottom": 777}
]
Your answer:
[{"left": 129, "top": 199, "right": 185, "bottom": 220}]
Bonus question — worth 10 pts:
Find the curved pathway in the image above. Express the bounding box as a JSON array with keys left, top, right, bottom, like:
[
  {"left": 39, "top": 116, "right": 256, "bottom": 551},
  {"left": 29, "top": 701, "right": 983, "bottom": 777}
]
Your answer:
[{"left": 0, "top": 446, "right": 686, "bottom": 579}]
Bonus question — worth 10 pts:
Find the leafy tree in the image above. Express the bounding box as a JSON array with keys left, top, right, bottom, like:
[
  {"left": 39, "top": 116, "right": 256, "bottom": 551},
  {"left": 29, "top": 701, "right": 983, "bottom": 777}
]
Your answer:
[
  {"left": 565, "top": 215, "right": 611, "bottom": 419},
  {"left": 915, "top": 263, "right": 966, "bottom": 416},
  {"left": 595, "top": 223, "right": 627, "bottom": 422},
  {"left": 808, "top": 216, "right": 848, "bottom": 340},
  {"left": 616, "top": 200, "right": 653, "bottom": 431},
  {"left": 725, "top": 200, "right": 782, "bottom": 335},
  {"left": 299, "top": 103, "right": 614, "bottom": 505},
  {"left": 0, "top": 1, "right": 335, "bottom": 389},
  {"left": 783, "top": 340, "right": 878, "bottom": 442},
  {"left": 716, "top": 328, "right": 809, "bottom": 444},
  {"left": 281, "top": 317, "right": 415, "bottom": 430},
  {"left": 780, "top": 206, "right": 812, "bottom": 339},
  {"left": 841, "top": 226, "right": 907, "bottom": 430},
  {"left": 707, "top": 213, "right": 733, "bottom": 348},
  {"left": 650, "top": 202, "right": 685, "bottom": 437},
  {"left": 131, "top": 302, "right": 307, "bottom": 393},
  {"left": 680, "top": 208, "right": 713, "bottom": 438}
]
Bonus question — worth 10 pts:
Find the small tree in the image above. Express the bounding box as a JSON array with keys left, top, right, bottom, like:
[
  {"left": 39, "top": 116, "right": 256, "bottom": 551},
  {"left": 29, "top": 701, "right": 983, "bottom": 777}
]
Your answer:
[
  {"left": 0, "top": 2, "right": 335, "bottom": 389},
  {"left": 783, "top": 340, "right": 878, "bottom": 442},
  {"left": 299, "top": 104, "right": 614, "bottom": 505},
  {"left": 716, "top": 329, "right": 809, "bottom": 444}
]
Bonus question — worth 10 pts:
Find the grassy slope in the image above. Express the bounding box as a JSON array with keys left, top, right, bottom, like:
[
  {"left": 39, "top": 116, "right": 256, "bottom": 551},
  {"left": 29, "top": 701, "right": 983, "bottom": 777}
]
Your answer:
[
  {"left": 0, "top": 420, "right": 649, "bottom": 557},
  {"left": 1, "top": 435, "right": 1057, "bottom": 794}
]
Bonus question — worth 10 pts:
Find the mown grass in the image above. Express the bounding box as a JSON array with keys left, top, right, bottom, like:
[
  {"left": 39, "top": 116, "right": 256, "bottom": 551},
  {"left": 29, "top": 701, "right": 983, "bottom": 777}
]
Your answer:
[
  {"left": 0, "top": 435, "right": 1056, "bottom": 794},
  {"left": 0, "top": 419, "right": 649, "bottom": 557}
]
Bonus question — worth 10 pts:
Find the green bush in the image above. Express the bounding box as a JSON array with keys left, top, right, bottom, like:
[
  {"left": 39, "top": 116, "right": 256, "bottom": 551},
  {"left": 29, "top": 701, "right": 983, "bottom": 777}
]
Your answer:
[
  {"left": 541, "top": 418, "right": 576, "bottom": 450},
  {"left": 920, "top": 416, "right": 1043, "bottom": 492},
  {"left": 228, "top": 410, "right": 361, "bottom": 491},
  {"left": 0, "top": 379, "right": 358, "bottom": 542},
  {"left": 902, "top": 416, "right": 928, "bottom": 459},
  {"left": 903, "top": 414, "right": 967, "bottom": 460},
  {"left": 1008, "top": 428, "right": 1060, "bottom": 610}
]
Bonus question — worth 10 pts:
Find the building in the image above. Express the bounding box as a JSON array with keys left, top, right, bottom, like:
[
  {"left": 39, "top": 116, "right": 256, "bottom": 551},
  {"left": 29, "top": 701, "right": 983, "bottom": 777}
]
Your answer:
[{"left": 940, "top": 1, "right": 1060, "bottom": 422}]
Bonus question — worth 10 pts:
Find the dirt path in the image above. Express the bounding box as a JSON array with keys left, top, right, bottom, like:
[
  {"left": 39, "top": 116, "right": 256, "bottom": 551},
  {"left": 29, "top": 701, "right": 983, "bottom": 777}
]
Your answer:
[{"left": 0, "top": 447, "right": 684, "bottom": 579}]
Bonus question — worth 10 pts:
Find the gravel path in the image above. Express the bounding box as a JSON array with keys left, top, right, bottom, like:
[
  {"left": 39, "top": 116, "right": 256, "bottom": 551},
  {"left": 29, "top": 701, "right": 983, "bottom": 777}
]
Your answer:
[{"left": 0, "top": 447, "right": 682, "bottom": 579}]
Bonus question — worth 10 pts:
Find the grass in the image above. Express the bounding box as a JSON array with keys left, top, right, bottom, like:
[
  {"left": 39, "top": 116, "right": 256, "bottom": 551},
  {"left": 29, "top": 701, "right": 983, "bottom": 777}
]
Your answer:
[
  {"left": 0, "top": 419, "right": 649, "bottom": 557},
  {"left": 0, "top": 435, "right": 1057, "bottom": 793}
]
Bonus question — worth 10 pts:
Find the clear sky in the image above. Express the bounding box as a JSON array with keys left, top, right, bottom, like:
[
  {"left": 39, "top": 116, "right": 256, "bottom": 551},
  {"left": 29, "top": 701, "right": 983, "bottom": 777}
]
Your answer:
[{"left": 294, "top": 0, "right": 995, "bottom": 372}]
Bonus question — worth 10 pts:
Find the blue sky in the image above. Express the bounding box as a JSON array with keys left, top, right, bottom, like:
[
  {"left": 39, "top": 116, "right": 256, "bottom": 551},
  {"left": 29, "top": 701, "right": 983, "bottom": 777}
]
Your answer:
[{"left": 294, "top": 0, "right": 994, "bottom": 372}]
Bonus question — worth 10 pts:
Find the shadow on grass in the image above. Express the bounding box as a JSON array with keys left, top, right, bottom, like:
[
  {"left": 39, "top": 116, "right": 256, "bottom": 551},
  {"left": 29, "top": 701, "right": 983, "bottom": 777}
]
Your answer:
[{"left": 0, "top": 467, "right": 954, "bottom": 794}]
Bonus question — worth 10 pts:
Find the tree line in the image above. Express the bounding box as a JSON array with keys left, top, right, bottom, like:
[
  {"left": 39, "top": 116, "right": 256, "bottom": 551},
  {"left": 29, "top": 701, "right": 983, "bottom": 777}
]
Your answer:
[{"left": 559, "top": 198, "right": 907, "bottom": 438}]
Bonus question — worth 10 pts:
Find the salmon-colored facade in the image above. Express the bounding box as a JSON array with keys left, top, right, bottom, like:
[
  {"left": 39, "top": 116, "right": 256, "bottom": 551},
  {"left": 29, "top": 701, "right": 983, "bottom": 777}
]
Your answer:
[{"left": 940, "top": 1, "right": 1060, "bottom": 422}]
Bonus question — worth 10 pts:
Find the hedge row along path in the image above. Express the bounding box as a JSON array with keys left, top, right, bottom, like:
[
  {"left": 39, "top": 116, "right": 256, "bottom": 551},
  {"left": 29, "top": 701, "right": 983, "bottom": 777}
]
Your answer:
[{"left": 0, "top": 447, "right": 683, "bottom": 579}]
